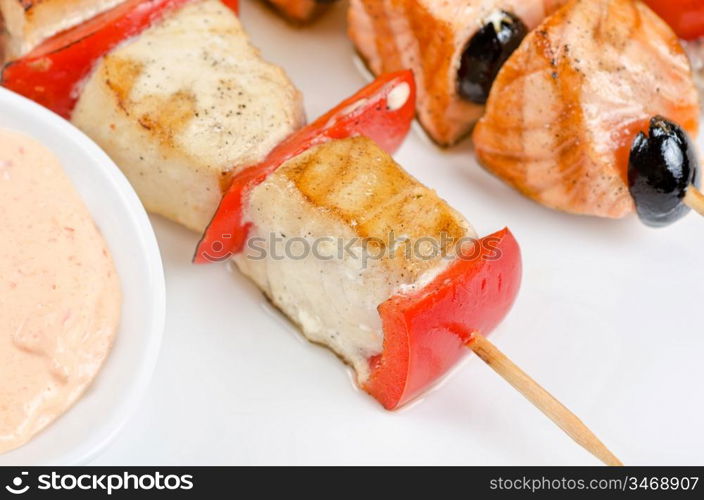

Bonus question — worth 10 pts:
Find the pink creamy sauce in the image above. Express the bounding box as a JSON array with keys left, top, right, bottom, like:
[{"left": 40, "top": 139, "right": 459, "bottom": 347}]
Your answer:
[{"left": 0, "top": 128, "right": 121, "bottom": 454}]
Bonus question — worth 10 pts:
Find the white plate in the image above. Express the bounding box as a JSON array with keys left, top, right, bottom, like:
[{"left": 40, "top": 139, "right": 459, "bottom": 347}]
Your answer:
[
  {"left": 0, "top": 88, "right": 165, "bottom": 465},
  {"left": 83, "top": 0, "right": 703, "bottom": 465}
]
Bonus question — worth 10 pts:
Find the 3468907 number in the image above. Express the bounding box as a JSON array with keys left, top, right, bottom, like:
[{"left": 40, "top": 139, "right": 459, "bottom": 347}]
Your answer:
[{"left": 628, "top": 476, "right": 699, "bottom": 491}]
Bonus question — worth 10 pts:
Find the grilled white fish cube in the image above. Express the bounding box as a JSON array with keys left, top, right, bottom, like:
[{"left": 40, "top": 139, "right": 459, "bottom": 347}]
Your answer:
[
  {"left": 0, "top": 0, "right": 126, "bottom": 61},
  {"left": 234, "top": 136, "right": 474, "bottom": 381},
  {"left": 72, "top": 0, "right": 305, "bottom": 231}
]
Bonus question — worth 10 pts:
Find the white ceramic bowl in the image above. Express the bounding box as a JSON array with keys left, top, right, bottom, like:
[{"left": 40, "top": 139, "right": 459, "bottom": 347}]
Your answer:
[{"left": 0, "top": 88, "right": 165, "bottom": 465}]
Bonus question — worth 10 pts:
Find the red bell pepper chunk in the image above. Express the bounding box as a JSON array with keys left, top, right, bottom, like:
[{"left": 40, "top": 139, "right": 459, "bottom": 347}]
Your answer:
[
  {"left": 1, "top": 0, "right": 239, "bottom": 119},
  {"left": 366, "top": 228, "right": 522, "bottom": 410},
  {"left": 193, "top": 70, "right": 416, "bottom": 263},
  {"left": 220, "top": 0, "right": 240, "bottom": 14},
  {"left": 644, "top": 0, "right": 704, "bottom": 40}
]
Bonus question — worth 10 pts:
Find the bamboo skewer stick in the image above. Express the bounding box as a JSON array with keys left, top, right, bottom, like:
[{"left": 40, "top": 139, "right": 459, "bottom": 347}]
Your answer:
[
  {"left": 465, "top": 333, "right": 623, "bottom": 466},
  {"left": 684, "top": 186, "right": 704, "bottom": 217}
]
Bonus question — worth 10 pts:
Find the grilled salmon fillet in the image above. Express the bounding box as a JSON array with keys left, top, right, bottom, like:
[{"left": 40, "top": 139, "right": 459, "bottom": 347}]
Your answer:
[
  {"left": 0, "top": 0, "right": 126, "bottom": 61},
  {"left": 71, "top": 0, "right": 305, "bottom": 232},
  {"left": 348, "top": 0, "right": 569, "bottom": 146},
  {"left": 473, "top": 0, "right": 700, "bottom": 218},
  {"left": 684, "top": 40, "right": 704, "bottom": 105},
  {"left": 263, "top": 0, "right": 333, "bottom": 23},
  {"left": 234, "top": 136, "right": 473, "bottom": 381}
]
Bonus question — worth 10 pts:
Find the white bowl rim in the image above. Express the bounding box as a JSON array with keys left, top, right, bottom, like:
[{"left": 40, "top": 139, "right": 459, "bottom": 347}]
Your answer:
[{"left": 0, "top": 87, "right": 166, "bottom": 465}]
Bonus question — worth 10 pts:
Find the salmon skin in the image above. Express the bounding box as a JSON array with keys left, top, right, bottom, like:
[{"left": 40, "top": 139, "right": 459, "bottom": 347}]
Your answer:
[
  {"left": 473, "top": 0, "right": 700, "bottom": 219},
  {"left": 263, "top": 0, "right": 335, "bottom": 23},
  {"left": 348, "top": 0, "right": 568, "bottom": 146}
]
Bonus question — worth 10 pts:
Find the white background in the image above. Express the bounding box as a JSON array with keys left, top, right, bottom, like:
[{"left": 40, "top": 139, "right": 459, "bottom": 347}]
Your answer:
[{"left": 93, "top": 0, "right": 704, "bottom": 465}]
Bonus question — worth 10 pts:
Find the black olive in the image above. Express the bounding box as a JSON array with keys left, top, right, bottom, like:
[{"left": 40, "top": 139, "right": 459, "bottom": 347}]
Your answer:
[
  {"left": 457, "top": 11, "right": 528, "bottom": 104},
  {"left": 628, "top": 116, "right": 700, "bottom": 227}
]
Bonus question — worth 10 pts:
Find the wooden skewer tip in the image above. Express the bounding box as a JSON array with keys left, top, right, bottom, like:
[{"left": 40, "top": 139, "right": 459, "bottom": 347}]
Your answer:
[{"left": 464, "top": 332, "right": 623, "bottom": 467}]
